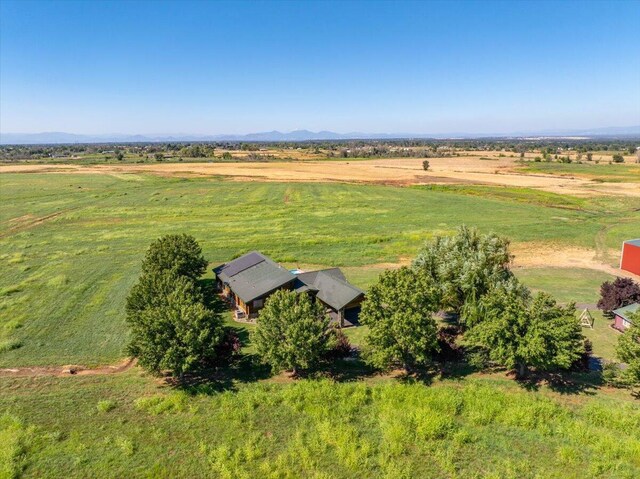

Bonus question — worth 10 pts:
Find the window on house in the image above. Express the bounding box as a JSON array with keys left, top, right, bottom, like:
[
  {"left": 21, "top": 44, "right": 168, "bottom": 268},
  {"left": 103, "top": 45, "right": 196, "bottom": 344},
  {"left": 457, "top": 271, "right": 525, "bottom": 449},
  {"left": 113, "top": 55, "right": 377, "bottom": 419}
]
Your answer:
[{"left": 254, "top": 299, "right": 264, "bottom": 308}]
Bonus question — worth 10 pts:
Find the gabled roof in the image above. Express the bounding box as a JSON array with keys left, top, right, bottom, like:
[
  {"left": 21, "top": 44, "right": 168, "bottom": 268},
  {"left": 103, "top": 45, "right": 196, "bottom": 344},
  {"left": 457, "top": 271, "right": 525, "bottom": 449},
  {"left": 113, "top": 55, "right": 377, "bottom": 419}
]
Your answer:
[
  {"left": 624, "top": 239, "right": 640, "bottom": 247},
  {"left": 214, "top": 252, "right": 295, "bottom": 303},
  {"left": 613, "top": 302, "right": 639, "bottom": 323},
  {"left": 296, "top": 268, "right": 364, "bottom": 311}
]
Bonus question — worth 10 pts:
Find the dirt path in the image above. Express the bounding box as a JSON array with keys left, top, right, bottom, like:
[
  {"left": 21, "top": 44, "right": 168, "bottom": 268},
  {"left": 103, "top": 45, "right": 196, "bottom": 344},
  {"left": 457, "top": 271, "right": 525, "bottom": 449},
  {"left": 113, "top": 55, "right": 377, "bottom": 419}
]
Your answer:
[{"left": 0, "top": 357, "right": 136, "bottom": 378}]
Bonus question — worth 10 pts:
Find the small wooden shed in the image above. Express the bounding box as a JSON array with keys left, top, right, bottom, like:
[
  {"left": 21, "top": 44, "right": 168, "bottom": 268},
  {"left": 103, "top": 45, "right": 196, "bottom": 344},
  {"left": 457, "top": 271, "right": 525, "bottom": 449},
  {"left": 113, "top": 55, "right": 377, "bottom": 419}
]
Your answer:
[{"left": 612, "top": 302, "right": 639, "bottom": 331}]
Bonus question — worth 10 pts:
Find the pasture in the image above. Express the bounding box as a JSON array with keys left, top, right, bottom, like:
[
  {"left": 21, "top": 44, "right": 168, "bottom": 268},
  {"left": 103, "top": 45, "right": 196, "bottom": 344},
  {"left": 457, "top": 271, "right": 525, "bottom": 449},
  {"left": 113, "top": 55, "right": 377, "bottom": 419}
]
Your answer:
[
  {"left": 1, "top": 371, "right": 639, "bottom": 478},
  {"left": 1, "top": 172, "right": 638, "bottom": 367}
]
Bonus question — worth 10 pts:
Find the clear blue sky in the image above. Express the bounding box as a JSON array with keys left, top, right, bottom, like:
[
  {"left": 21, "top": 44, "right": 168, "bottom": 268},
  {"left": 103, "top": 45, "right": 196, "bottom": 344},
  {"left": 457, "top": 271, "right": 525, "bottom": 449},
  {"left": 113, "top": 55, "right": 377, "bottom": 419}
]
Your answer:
[{"left": 1, "top": 0, "right": 639, "bottom": 135}]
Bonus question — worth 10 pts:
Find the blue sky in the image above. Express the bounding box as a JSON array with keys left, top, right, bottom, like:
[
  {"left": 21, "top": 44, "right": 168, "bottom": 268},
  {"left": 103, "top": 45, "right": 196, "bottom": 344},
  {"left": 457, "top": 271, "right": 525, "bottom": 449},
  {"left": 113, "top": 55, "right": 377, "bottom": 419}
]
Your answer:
[{"left": 1, "top": 0, "right": 639, "bottom": 135}]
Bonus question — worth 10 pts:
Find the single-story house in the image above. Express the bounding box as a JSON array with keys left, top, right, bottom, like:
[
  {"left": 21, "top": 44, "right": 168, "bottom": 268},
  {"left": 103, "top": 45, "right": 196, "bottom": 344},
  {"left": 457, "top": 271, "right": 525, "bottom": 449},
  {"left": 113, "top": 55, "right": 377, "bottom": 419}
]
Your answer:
[
  {"left": 214, "top": 252, "right": 365, "bottom": 326},
  {"left": 612, "top": 302, "right": 639, "bottom": 331},
  {"left": 620, "top": 239, "right": 640, "bottom": 276},
  {"left": 293, "top": 268, "right": 364, "bottom": 327},
  {"left": 214, "top": 252, "right": 296, "bottom": 320}
]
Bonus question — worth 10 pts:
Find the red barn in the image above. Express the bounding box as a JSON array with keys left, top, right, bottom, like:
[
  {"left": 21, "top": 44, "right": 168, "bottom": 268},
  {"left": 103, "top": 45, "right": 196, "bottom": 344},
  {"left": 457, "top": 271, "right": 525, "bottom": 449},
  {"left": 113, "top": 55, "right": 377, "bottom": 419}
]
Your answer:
[{"left": 621, "top": 239, "right": 640, "bottom": 276}]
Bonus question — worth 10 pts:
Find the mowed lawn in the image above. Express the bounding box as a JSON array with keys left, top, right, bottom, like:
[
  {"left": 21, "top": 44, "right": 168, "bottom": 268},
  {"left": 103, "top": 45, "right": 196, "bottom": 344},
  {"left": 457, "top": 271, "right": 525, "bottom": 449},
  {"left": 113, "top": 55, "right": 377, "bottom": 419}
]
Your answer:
[
  {"left": 1, "top": 371, "right": 639, "bottom": 478},
  {"left": 1, "top": 172, "right": 638, "bottom": 367}
]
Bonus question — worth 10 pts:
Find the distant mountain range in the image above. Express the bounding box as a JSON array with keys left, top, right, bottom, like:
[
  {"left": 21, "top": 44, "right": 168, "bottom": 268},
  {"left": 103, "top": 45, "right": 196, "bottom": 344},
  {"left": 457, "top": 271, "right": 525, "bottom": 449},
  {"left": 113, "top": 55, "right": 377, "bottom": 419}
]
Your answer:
[{"left": 1, "top": 126, "right": 639, "bottom": 145}]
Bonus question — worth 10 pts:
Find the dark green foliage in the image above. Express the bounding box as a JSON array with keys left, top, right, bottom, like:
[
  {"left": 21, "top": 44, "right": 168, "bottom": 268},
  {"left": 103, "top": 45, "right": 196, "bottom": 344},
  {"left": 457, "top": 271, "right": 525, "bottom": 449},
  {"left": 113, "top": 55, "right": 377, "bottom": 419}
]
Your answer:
[
  {"left": 422, "top": 160, "right": 430, "bottom": 171},
  {"left": 360, "top": 267, "right": 440, "bottom": 371},
  {"left": 324, "top": 327, "right": 353, "bottom": 359},
  {"left": 252, "top": 290, "right": 330, "bottom": 374},
  {"left": 612, "top": 154, "right": 624, "bottom": 163},
  {"left": 465, "top": 287, "right": 584, "bottom": 377},
  {"left": 616, "top": 313, "right": 640, "bottom": 386},
  {"left": 126, "top": 235, "right": 223, "bottom": 377},
  {"left": 126, "top": 271, "right": 223, "bottom": 376},
  {"left": 141, "top": 234, "right": 208, "bottom": 280},
  {"left": 412, "top": 226, "right": 514, "bottom": 325}
]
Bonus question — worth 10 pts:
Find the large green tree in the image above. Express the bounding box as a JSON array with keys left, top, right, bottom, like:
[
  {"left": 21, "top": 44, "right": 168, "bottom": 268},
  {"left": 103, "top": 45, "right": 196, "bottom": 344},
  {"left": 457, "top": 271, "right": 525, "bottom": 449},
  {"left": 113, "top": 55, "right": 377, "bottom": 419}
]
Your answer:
[
  {"left": 126, "top": 271, "right": 223, "bottom": 376},
  {"left": 252, "top": 290, "right": 330, "bottom": 375},
  {"left": 465, "top": 286, "right": 584, "bottom": 378},
  {"left": 412, "top": 226, "right": 513, "bottom": 324},
  {"left": 126, "top": 234, "right": 222, "bottom": 377},
  {"left": 141, "top": 234, "right": 208, "bottom": 280},
  {"left": 360, "top": 267, "right": 440, "bottom": 372},
  {"left": 616, "top": 312, "right": 640, "bottom": 387}
]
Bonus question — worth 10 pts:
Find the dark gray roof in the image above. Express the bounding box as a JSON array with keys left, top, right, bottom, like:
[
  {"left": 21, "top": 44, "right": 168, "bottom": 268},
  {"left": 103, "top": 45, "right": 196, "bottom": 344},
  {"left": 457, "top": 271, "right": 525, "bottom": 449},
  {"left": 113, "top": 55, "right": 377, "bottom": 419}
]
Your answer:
[
  {"left": 296, "top": 268, "right": 364, "bottom": 311},
  {"left": 214, "top": 252, "right": 295, "bottom": 303}
]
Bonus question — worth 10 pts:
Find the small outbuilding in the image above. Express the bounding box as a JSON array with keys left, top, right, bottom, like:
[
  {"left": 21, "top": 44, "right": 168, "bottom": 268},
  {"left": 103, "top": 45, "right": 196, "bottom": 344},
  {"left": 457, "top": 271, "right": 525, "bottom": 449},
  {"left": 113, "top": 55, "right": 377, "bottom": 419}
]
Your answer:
[
  {"left": 620, "top": 239, "right": 640, "bottom": 276},
  {"left": 612, "top": 302, "right": 639, "bottom": 331}
]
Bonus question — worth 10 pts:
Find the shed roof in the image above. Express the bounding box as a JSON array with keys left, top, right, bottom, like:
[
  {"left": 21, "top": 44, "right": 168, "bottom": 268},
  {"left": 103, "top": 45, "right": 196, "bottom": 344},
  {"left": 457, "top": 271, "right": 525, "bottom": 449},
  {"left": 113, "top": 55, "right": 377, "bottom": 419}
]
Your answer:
[
  {"left": 624, "top": 239, "right": 640, "bottom": 247},
  {"left": 613, "top": 302, "right": 640, "bottom": 323},
  {"left": 214, "top": 252, "right": 295, "bottom": 303}
]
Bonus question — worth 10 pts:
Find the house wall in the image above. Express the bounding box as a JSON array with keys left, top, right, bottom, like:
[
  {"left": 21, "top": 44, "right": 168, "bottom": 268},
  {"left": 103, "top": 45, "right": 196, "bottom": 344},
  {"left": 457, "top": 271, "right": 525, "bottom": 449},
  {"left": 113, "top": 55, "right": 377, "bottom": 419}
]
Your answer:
[
  {"left": 613, "top": 314, "right": 629, "bottom": 331},
  {"left": 621, "top": 243, "right": 640, "bottom": 276}
]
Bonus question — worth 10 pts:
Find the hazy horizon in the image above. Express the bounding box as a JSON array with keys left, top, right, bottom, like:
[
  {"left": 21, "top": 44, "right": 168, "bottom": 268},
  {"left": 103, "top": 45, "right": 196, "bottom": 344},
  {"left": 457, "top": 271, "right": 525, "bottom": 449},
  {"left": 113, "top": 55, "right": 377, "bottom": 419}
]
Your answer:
[{"left": 1, "top": 0, "right": 639, "bottom": 135}]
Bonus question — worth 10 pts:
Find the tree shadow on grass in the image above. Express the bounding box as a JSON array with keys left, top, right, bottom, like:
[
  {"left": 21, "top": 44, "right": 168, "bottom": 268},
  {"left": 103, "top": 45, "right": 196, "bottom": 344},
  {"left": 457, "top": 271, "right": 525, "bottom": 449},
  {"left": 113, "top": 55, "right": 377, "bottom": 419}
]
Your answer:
[
  {"left": 306, "top": 355, "right": 379, "bottom": 382},
  {"left": 516, "top": 370, "right": 603, "bottom": 395},
  {"left": 198, "top": 278, "right": 227, "bottom": 315},
  {"left": 166, "top": 353, "right": 272, "bottom": 395}
]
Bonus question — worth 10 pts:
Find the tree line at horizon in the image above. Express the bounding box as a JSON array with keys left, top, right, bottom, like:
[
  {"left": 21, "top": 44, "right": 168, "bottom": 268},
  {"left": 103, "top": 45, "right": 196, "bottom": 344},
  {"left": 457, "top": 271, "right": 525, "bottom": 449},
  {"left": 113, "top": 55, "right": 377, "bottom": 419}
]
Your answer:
[
  {"left": 125, "top": 229, "right": 640, "bottom": 391},
  {"left": 2, "top": 138, "right": 638, "bottom": 161}
]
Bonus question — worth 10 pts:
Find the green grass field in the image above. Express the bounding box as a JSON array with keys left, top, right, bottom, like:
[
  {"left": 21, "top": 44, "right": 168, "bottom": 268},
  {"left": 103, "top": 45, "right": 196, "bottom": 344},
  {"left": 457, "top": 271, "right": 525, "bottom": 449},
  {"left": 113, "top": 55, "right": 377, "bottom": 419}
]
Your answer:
[
  {"left": 2, "top": 173, "right": 638, "bottom": 367},
  {"left": 1, "top": 371, "right": 639, "bottom": 478},
  {"left": 518, "top": 161, "right": 640, "bottom": 183}
]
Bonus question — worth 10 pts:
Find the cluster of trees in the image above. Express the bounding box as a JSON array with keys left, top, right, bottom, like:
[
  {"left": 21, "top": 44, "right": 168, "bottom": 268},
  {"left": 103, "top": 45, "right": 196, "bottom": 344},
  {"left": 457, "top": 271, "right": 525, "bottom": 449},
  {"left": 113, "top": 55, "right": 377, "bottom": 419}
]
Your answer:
[
  {"left": 127, "top": 230, "right": 639, "bottom": 390},
  {"left": 358, "top": 227, "right": 584, "bottom": 378},
  {"left": 126, "top": 235, "right": 224, "bottom": 377},
  {"left": 4, "top": 139, "right": 637, "bottom": 162}
]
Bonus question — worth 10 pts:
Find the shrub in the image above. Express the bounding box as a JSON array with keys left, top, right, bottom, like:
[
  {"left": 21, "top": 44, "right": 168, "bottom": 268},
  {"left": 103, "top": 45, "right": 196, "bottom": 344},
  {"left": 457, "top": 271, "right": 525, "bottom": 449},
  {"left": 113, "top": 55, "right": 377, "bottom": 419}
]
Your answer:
[
  {"left": 422, "top": 160, "right": 430, "bottom": 171},
  {"left": 96, "top": 400, "right": 117, "bottom": 413},
  {"left": 324, "top": 327, "right": 353, "bottom": 359},
  {"left": 434, "top": 325, "right": 463, "bottom": 362},
  {"left": 612, "top": 154, "right": 624, "bottom": 163},
  {"left": 215, "top": 329, "right": 243, "bottom": 361}
]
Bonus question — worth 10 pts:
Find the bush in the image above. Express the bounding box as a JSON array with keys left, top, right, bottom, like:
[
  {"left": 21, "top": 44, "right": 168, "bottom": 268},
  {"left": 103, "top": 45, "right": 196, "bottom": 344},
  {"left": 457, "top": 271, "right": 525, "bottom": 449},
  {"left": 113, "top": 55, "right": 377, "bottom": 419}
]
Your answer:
[
  {"left": 96, "top": 400, "right": 117, "bottom": 413},
  {"left": 435, "top": 326, "right": 463, "bottom": 362},
  {"left": 324, "top": 327, "right": 353, "bottom": 359},
  {"left": 612, "top": 154, "right": 624, "bottom": 163},
  {"left": 215, "top": 329, "right": 243, "bottom": 362},
  {"left": 422, "top": 160, "right": 430, "bottom": 171}
]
